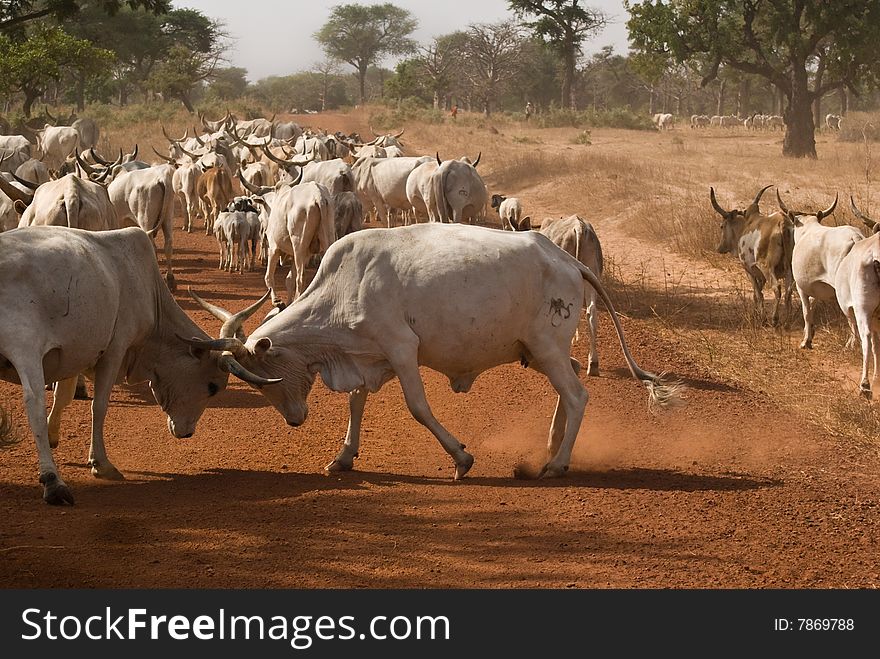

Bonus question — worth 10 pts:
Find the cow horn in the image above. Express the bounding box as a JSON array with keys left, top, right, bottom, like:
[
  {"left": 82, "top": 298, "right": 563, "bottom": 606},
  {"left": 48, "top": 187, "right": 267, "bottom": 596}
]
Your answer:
[
  {"left": 218, "top": 353, "right": 281, "bottom": 387},
  {"left": 151, "top": 146, "right": 175, "bottom": 164},
  {"left": 0, "top": 174, "right": 33, "bottom": 206},
  {"left": 436, "top": 152, "right": 442, "bottom": 167},
  {"left": 472, "top": 151, "right": 481, "bottom": 168},
  {"left": 752, "top": 184, "right": 773, "bottom": 207},
  {"left": 709, "top": 187, "right": 731, "bottom": 218},
  {"left": 75, "top": 148, "right": 98, "bottom": 175},
  {"left": 775, "top": 188, "right": 791, "bottom": 215},
  {"left": 370, "top": 125, "right": 380, "bottom": 137},
  {"left": 219, "top": 290, "right": 272, "bottom": 339},
  {"left": 177, "top": 335, "right": 247, "bottom": 357},
  {"left": 237, "top": 169, "right": 274, "bottom": 196},
  {"left": 162, "top": 124, "right": 184, "bottom": 143},
  {"left": 11, "top": 171, "right": 39, "bottom": 190},
  {"left": 178, "top": 142, "right": 201, "bottom": 160},
  {"left": 268, "top": 112, "right": 276, "bottom": 124},
  {"left": 817, "top": 192, "right": 838, "bottom": 220},
  {"left": 88, "top": 147, "right": 111, "bottom": 166},
  {"left": 193, "top": 130, "right": 206, "bottom": 147},
  {"left": 188, "top": 288, "right": 234, "bottom": 323},
  {"left": 394, "top": 128, "right": 405, "bottom": 139},
  {"left": 44, "top": 106, "right": 57, "bottom": 125},
  {"left": 851, "top": 196, "right": 877, "bottom": 229},
  {"left": 125, "top": 144, "right": 138, "bottom": 162}
]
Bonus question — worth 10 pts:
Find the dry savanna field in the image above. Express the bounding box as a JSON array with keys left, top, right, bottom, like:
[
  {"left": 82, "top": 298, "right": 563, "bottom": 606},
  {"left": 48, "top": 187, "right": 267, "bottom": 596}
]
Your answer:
[{"left": 1, "top": 107, "right": 880, "bottom": 588}]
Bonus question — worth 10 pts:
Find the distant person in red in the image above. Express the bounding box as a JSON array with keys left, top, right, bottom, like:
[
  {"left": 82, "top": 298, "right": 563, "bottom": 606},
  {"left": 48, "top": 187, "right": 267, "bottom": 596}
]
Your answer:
[{"left": 451, "top": 104, "right": 458, "bottom": 120}]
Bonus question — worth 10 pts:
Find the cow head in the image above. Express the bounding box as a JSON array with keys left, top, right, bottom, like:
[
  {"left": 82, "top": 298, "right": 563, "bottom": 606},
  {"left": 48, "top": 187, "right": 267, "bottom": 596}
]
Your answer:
[
  {"left": 490, "top": 193, "right": 506, "bottom": 210},
  {"left": 776, "top": 190, "right": 838, "bottom": 227},
  {"left": 170, "top": 291, "right": 281, "bottom": 437},
  {"left": 710, "top": 185, "right": 772, "bottom": 254}
]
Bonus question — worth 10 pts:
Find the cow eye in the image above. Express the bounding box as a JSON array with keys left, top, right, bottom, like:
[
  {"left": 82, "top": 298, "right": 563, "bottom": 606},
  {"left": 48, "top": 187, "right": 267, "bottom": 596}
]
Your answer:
[{"left": 208, "top": 382, "right": 219, "bottom": 397}]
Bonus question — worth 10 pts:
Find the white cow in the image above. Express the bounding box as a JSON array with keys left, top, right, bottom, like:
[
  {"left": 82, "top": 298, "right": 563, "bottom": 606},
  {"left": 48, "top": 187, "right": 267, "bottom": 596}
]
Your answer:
[
  {"left": 107, "top": 164, "right": 177, "bottom": 289},
  {"left": 263, "top": 181, "right": 336, "bottom": 306},
  {"left": 431, "top": 153, "right": 488, "bottom": 224},
  {"left": 334, "top": 191, "right": 364, "bottom": 238},
  {"left": 825, "top": 113, "right": 842, "bottom": 131},
  {"left": 182, "top": 224, "right": 679, "bottom": 481},
  {"left": 35, "top": 125, "right": 79, "bottom": 172},
  {"left": 841, "top": 199, "right": 880, "bottom": 397},
  {"left": 490, "top": 194, "right": 523, "bottom": 231},
  {"left": 0, "top": 226, "right": 275, "bottom": 503},
  {"left": 301, "top": 159, "right": 355, "bottom": 195},
  {"left": 0, "top": 173, "right": 117, "bottom": 231},
  {"left": 405, "top": 160, "right": 439, "bottom": 222},
  {"left": 777, "top": 191, "right": 853, "bottom": 350},
  {"left": 353, "top": 156, "right": 433, "bottom": 227}
]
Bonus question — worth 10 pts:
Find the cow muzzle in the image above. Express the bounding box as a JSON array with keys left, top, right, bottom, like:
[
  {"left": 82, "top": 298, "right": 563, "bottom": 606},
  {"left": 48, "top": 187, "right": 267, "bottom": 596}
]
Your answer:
[{"left": 168, "top": 417, "right": 196, "bottom": 439}]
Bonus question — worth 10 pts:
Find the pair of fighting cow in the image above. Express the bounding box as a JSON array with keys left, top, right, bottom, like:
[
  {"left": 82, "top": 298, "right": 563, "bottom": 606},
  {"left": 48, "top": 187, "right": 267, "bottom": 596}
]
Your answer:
[
  {"left": 710, "top": 184, "right": 880, "bottom": 398},
  {"left": 0, "top": 220, "right": 680, "bottom": 505}
]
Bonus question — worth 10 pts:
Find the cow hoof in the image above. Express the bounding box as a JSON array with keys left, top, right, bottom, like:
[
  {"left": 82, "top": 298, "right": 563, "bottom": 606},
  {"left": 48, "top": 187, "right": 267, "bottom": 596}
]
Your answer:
[
  {"left": 165, "top": 273, "right": 177, "bottom": 292},
  {"left": 860, "top": 386, "right": 872, "bottom": 400},
  {"left": 325, "top": 457, "right": 354, "bottom": 472},
  {"left": 40, "top": 473, "right": 74, "bottom": 506},
  {"left": 587, "top": 361, "right": 600, "bottom": 376},
  {"left": 90, "top": 462, "right": 125, "bottom": 481},
  {"left": 48, "top": 432, "right": 59, "bottom": 449},
  {"left": 453, "top": 452, "right": 474, "bottom": 480},
  {"left": 537, "top": 463, "right": 568, "bottom": 479},
  {"left": 800, "top": 341, "right": 812, "bottom": 350},
  {"left": 74, "top": 384, "right": 90, "bottom": 400}
]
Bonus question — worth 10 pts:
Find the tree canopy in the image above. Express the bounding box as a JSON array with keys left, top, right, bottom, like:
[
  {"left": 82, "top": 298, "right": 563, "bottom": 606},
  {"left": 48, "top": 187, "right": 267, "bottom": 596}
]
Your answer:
[{"left": 315, "top": 3, "right": 417, "bottom": 104}]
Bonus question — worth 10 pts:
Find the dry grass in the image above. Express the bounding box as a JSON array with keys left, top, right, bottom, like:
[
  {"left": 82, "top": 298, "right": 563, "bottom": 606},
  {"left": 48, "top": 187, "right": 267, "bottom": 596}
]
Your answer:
[{"left": 0, "top": 404, "right": 17, "bottom": 445}]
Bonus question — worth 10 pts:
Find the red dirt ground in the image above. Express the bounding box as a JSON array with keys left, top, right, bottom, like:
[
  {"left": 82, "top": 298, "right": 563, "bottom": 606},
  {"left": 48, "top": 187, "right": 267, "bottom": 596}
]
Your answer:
[{"left": 1, "top": 112, "right": 879, "bottom": 588}]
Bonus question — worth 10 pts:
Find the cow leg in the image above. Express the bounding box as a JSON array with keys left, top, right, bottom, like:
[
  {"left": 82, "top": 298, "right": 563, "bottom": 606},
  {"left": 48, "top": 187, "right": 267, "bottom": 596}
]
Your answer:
[
  {"left": 856, "top": 313, "right": 874, "bottom": 399},
  {"left": 326, "top": 388, "right": 368, "bottom": 472},
  {"left": 87, "top": 355, "right": 124, "bottom": 481},
  {"left": 798, "top": 285, "right": 815, "bottom": 349},
  {"left": 749, "top": 274, "right": 765, "bottom": 323},
  {"left": 546, "top": 358, "right": 582, "bottom": 459},
  {"left": 14, "top": 359, "right": 73, "bottom": 504},
  {"left": 161, "top": 220, "right": 176, "bottom": 292},
  {"left": 264, "top": 246, "right": 282, "bottom": 306},
  {"left": 47, "top": 376, "right": 78, "bottom": 448},
  {"left": 769, "top": 275, "right": 783, "bottom": 327},
  {"left": 391, "top": 347, "right": 474, "bottom": 479},
  {"left": 74, "top": 373, "right": 89, "bottom": 399},
  {"left": 530, "top": 346, "right": 588, "bottom": 478}
]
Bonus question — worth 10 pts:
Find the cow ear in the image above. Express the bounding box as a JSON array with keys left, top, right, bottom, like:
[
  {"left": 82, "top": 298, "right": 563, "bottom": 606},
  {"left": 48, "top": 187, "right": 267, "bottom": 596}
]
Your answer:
[
  {"left": 254, "top": 337, "right": 272, "bottom": 357},
  {"left": 519, "top": 216, "right": 531, "bottom": 231},
  {"left": 13, "top": 200, "right": 26, "bottom": 214}
]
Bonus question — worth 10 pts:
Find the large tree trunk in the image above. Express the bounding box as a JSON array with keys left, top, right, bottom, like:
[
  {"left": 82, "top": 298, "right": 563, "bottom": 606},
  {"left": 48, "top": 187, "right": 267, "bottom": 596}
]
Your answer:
[
  {"left": 561, "top": 43, "right": 576, "bottom": 109},
  {"left": 22, "top": 89, "right": 39, "bottom": 118},
  {"left": 783, "top": 65, "right": 817, "bottom": 159},
  {"left": 358, "top": 63, "right": 368, "bottom": 105},
  {"left": 648, "top": 84, "right": 656, "bottom": 114},
  {"left": 840, "top": 85, "right": 848, "bottom": 115},
  {"left": 813, "top": 53, "right": 825, "bottom": 129},
  {"left": 178, "top": 92, "right": 195, "bottom": 114},
  {"left": 716, "top": 79, "right": 726, "bottom": 115},
  {"left": 75, "top": 72, "right": 85, "bottom": 112}
]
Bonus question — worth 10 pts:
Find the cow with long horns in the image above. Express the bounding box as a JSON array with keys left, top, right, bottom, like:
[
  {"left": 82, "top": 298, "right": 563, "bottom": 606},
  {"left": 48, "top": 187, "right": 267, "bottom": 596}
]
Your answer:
[
  {"left": 0, "top": 226, "right": 279, "bottom": 504},
  {"left": 777, "top": 190, "right": 857, "bottom": 350},
  {"left": 430, "top": 153, "right": 487, "bottom": 224},
  {"left": 710, "top": 185, "right": 794, "bottom": 326}
]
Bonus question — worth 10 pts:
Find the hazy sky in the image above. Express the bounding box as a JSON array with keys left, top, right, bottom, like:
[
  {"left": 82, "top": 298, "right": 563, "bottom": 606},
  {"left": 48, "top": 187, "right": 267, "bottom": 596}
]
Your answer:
[{"left": 174, "top": 0, "right": 631, "bottom": 82}]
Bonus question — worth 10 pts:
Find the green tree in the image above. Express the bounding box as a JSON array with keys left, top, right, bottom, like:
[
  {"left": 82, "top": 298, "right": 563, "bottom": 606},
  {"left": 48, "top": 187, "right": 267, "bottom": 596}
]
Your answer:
[
  {"left": 207, "top": 66, "right": 248, "bottom": 100},
  {"left": 147, "top": 44, "right": 219, "bottom": 112},
  {"left": 509, "top": 0, "right": 607, "bottom": 109},
  {"left": 626, "top": 0, "right": 880, "bottom": 159},
  {"left": 0, "top": 25, "right": 113, "bottom": 116},
  {"left": 463, "top": 21, "right": 526, "bottom": 116},
  {"left": 315, "top": 3, "right": 417, "bottom": 104},
  {"left": 0, "top": 0, "right": 169, "bottom": 31}
]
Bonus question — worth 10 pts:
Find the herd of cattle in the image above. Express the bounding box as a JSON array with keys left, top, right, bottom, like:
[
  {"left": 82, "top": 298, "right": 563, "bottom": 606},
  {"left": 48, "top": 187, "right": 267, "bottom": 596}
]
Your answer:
[
  {"left": 0, "top": 109, "right": 681, "bottom": 505},
  {"left": 653, "top": 111, "right": 842, "bottom": 132},
  {"left": 709, "top": 183, "right": 880, "bottom": 401}
]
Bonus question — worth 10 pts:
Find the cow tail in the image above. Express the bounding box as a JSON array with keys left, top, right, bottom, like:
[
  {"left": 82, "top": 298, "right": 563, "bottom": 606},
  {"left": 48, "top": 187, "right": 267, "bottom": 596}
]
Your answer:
[
  {"left": 432, "top": 164, "right": 450, "bottom": 223},
  {"left": 146, "top": 180, "right": 166, "bottom": 238},
  {"left": 574, "top": 259, "right": 683, "bottom": 410},
  {"left": 63, "top": 189, "right": 81, "bottom": 229},
  {"left": 319, "top": 192, "right": 335, "bottom": 251}
]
